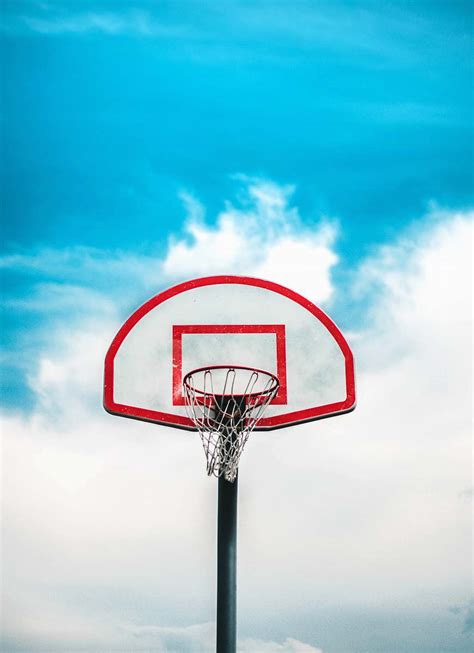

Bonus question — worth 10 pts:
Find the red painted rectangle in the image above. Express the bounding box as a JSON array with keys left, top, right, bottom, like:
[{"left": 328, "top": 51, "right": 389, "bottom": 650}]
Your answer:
[{"left": 172, "top": 324, "right": 287, "bottom": 405}]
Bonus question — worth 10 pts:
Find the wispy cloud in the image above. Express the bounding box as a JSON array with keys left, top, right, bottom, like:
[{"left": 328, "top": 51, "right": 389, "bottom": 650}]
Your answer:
[
  {"left": 1, "top": 178, "right": 337, "bottom": 410},
  {"left": 163, "top": 177, "right": 338, "bottom": 303},
  {"left": 120, "top": 622, "right": 323, "bottom": 652},
  {"left": 239, "top": 637, "right": 322, "bottom": 652},
  {"left": 1, "top": 177, "right": 337, "bottom": 317},
  {"left": 4, "top": 0, "right": 466, "bottom": 68},
  {"left": 19, "top": 9, "right": 184, "bottom": 37},
  {"left": 0, "top": 245, "right": 163, "bottom": 288},
  {"left": 3, "top": 282, "right": 116, "bottom": 315}
]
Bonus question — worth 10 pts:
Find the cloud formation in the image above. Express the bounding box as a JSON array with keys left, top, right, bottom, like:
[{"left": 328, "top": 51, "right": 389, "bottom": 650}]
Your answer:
[
  {"left": 0, "top": 179, "right": 337, "bottom": 409},
  {"left": 1, "top": 180, "right": 472, "bottom": 651},
  {"left": 121, "top": 622, "right": 322, "bottom": 653},
  {"left": 163, "top": 179, "right": 337, "bottom": 303},
  {"left": 5, "top": 0, "right": 464, "bottom": 68},
  {"left": 13, "top": 8, "right": 182, "bottom": 38}
]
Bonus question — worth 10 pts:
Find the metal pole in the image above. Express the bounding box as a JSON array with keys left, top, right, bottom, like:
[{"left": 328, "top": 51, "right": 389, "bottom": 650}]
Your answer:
[{"left": 216, "top": 472, "right": 238, "bottom": 653}]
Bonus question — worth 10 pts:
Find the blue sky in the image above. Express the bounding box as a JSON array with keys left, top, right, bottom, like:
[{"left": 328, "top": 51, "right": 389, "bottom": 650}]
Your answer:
[
  {"left": 2, "top": 0, "right": 472, "bottom": 251},
  {"left": 1, "top": 2, "right": 473, "bottom": 652},
  {"left": 2, "top": 0, "right": 473, "bottom": 410}
]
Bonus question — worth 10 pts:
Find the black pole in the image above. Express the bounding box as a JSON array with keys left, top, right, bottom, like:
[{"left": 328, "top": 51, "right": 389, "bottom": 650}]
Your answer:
[{"left": 216, "top": 472, "right": 238, "bottom": 653}]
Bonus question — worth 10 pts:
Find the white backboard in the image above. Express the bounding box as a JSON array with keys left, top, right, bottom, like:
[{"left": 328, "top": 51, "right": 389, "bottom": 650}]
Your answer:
[{"left": 104, "top": 276, "right": 356, "bottom": 430}]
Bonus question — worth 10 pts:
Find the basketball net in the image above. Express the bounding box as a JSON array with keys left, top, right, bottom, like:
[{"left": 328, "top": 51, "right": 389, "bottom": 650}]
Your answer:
[{"left": 183, "top": 366, "right": 279, "bottom": 482}]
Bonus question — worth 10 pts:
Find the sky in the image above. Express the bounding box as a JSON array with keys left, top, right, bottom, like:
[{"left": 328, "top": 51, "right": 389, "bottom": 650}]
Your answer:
[{"left": 0, "top": 1, "right": 473, "bottom": 652}]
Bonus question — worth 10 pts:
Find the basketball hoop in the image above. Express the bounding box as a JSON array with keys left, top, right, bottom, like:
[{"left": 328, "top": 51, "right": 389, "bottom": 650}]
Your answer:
[
  {"left": 105, "top": 276, "right": 356, "bottom": 653},
  {"left": 183, "top": 365, "right": 279, "bottom": 482}
]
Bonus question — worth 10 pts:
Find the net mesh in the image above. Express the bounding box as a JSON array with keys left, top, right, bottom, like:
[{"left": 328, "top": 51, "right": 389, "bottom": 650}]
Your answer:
[{"left": 183, "top": 366, "right": 279, "bottom": 482}]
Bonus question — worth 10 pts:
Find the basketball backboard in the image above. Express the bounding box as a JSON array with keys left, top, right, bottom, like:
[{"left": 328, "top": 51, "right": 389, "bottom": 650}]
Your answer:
[{"left": 104, "top": 275, "right": 356, "bottom": 430}]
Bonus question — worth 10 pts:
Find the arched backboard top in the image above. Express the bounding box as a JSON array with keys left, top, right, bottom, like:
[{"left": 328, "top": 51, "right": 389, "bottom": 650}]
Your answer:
[{"left": 104, "top": 275, "right": 356, "bottom": 430}]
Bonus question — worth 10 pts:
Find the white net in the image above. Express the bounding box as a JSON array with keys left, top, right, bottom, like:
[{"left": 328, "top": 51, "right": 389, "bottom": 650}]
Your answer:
[{"left": 183, "top": 366, "right": 279, "bottom": 482}]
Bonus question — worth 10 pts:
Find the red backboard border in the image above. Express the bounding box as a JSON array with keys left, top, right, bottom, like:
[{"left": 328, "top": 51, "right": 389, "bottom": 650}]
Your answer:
[{"left": 104, "top": 275, "right": 356, "bottom": 431}]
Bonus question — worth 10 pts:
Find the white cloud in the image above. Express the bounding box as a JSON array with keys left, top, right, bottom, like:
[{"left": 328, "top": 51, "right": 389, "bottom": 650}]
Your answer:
[
  {"left": 121, "top": 622, "right": 215, "bottom": 651},
  {"left": 2, "top": 608, "right": 322, "bottom": 653},
  {"left": 120, "top": 622, "right": 322, "bottom": 652},
  {"left": 239, "top": 638, "right": 322, "bottom": 653},
  {"left": 21, "top": 10, "right": 180, "bottom": 37},
  {"left": 237, "top": 211, "right": 472, "bottom": 608},
  {"left": 3, "top": 282, "right": 117, "bottom": 316},
  {"left": 1, "top": 182, "right": 472, "bottom": 649},
  {"left": 0, "top": 245, "right": 164, "bottom": 295},
  {"left": 5, "top": 1, "right": 446, "bottom": 70},
  {"left": 2, "top": 178, "right": 337, "bottom": 311},
  {"left": 163, "top": 178, "right": 337, "bottom": 304},
  {"left": 254, "top": 231, "right": 337, "bottom": 305}
]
